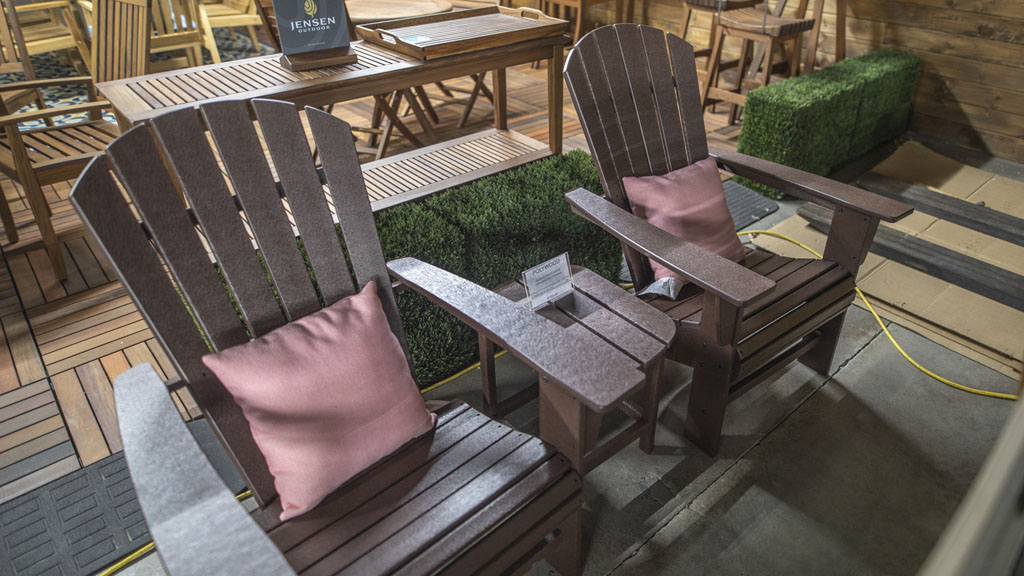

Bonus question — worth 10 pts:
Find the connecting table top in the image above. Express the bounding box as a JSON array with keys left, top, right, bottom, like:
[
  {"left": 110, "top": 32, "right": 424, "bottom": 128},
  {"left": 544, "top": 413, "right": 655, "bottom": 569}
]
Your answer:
[{"left": 97, "top": 35, "right": 569, "bottom": 153}]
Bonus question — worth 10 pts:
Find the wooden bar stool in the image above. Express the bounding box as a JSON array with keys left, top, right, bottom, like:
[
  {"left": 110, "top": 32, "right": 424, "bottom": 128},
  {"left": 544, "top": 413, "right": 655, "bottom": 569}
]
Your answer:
[
  {"left": 681, "top": 0, "right": 760, "bottom": 60},
  {"left": 699, "top": 2, "right": 813, "bottom": 124}
]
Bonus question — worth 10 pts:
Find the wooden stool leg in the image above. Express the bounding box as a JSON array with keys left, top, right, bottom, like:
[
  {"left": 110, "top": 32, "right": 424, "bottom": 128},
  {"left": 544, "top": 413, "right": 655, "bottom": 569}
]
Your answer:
[
  {"left": 700, "top": 25, "right": 725, "bottom": 109},
  {"left": 573, "top": 4, "right": 583, "bottom": 44},
  {"left": 761, "top": 37, "right": 776, "bottom": 87},
  {"left": 789, "top": 34, "right": 803, "bottom": 77},
  {"left": 680, "top": 4, "right": 692, "bottom": 41},
  {"left": 727, "top": 39, "right": 751, "bottom": 126}
]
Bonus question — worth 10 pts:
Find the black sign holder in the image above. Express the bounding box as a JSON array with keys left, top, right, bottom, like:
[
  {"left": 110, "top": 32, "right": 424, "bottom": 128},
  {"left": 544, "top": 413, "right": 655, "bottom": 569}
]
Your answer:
[{"left": 272, "top": 0, "right": 358, "bottom": 71}]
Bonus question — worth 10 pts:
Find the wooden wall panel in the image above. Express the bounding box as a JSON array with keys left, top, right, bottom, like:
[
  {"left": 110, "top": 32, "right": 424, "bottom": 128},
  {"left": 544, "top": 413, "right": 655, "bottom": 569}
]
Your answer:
[{"left": 532, "top": 0, "right": 1024, "bottom": 162}]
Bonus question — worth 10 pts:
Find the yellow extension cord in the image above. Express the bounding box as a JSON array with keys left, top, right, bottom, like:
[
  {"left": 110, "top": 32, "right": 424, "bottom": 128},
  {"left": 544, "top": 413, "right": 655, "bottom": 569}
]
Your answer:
[
  {"left": 739, "top": 230, "right": 1018, "bottom": 401},
  {"left": 97, "top": 230, "right": 1016, "bottom": 576}
]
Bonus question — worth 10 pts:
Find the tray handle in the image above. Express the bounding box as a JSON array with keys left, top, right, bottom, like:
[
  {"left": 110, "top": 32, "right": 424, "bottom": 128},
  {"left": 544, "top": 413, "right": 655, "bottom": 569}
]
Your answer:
[
  {"left": 515, "top": 6, "right": 545, "bottom": 19},
  {"left": 373, "top": 28, "right": 400, "bottom": 44}
]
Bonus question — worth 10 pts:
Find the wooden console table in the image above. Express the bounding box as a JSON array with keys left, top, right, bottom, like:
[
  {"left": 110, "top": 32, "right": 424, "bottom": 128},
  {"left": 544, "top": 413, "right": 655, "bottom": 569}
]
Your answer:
[{"left": 97, "top": 34, "right": 570, "bottom": 153}]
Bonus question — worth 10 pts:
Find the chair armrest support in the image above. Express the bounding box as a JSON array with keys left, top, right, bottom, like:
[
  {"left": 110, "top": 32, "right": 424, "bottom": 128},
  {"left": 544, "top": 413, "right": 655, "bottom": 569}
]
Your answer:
[
  {"left": 709, "top": 147, "right": 913, "bottom": 223},
  {"left": 115, "top": 364, "right": 296, "bottom": 576},
  {"left": 0, "top": 101, "right": 110, "bottom": 127},
  {"left": 0, "top": 77, "right": 94, "bottom": 92},
  {"left": 564, "top": 188, "right": 775, "bottom": 307},
  {"left": 387, "top": 258, "right": 646, "bottom": 413}
]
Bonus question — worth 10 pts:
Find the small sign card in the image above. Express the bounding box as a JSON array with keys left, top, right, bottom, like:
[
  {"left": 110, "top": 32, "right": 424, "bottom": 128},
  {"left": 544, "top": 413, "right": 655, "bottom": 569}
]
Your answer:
[
  {"left": 522, "top": 253, "right": 574, "bottom": 310},
  {"left": 272, "top": 0, "right": 356, "bottom": 70}
]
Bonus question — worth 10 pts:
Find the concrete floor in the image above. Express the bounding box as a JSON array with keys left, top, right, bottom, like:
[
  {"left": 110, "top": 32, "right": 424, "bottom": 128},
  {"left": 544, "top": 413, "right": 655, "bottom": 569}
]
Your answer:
[
  {"left": 424, "top": 302, "right": 1017, "bottom": 576},
  {"left": 120, "top": 199, "right": 1020, "bottom": 575},
  {"left": 421, "top": 199, "right": 1019, "bottom": 576}
]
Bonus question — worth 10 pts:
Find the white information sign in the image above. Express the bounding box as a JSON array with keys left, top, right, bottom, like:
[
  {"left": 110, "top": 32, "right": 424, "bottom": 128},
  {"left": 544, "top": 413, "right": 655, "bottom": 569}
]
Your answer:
[{"left": 522, "top": 253, "right": 574, "bottom": 310}]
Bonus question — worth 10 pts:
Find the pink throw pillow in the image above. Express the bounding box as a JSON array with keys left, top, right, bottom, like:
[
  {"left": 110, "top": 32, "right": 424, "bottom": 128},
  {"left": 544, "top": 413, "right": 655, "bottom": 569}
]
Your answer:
[
  {"left": 202, "top": 281, "right": 436, "bottom": 521},
  {"left": 622, "top": 157, "right": 745, "bottom": 282}
]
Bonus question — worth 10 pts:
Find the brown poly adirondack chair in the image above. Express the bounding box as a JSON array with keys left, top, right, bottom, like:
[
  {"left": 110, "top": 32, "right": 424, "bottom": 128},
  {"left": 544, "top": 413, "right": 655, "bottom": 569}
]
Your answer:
[
  {"left": 0, "top": 0, "right": 148, "bottom": 279},
  {"left": 70, "top": 98, "right": 593, "bottom": 575},
  {"left": 563, "top": 25, "right": 913, "bottom": 456}
]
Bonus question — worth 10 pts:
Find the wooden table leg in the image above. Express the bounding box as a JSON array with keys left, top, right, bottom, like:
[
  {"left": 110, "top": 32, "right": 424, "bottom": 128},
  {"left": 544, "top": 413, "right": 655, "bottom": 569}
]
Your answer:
[
  {"left": 115, "top": 110, "right": 132, "bottom": 133},
  {"left": 493, "top": 67, "right": 507, "bottom": 130},
  {"left": 539, "top": 377, "right": 588, "bottom": 472},
  {"left": 640, "top": 355, "right": 664, "bottom": 453},
  {"left": 479, "top": 334, "right": 499, "bottom": 414},
  {"left": 548, "top": 43, "right": 564, "bottom": 154}
]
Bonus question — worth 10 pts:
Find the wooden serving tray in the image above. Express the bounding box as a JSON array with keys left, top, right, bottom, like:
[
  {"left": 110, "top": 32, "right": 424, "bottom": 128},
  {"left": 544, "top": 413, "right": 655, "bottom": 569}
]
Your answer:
[{"left": 356, "top": 6, "right": 568, "bottom": 60}]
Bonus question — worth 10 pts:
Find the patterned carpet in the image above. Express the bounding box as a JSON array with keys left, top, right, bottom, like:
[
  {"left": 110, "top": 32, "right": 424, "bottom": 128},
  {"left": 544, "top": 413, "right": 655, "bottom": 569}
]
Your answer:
[{"left": 0, "top": 28, "right": 276, "bottom": 128}]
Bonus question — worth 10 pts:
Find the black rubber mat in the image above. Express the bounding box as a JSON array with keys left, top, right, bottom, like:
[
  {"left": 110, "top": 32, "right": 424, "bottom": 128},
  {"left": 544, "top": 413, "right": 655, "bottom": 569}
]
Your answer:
[
  {"left": 725, "top": 179, "right": 780, "bottom": 230},
  {"left": 0, "top": 419, "right": 245, "bottom": 576}
]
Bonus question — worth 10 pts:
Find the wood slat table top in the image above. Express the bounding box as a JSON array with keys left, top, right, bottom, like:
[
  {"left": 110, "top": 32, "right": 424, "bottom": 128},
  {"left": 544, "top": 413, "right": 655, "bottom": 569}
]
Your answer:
[{"left": 99, "top": 35, "right": 569, "bottom": 125}]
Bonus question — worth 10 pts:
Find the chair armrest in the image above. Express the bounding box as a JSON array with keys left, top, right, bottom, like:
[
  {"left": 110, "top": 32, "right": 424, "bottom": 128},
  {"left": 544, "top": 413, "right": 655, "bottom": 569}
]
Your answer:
[
  {"left": 386, "top": 257, "right": 647, "bottom": 413},
  {"left": 709, "top": 146, "right": 913, "bottom": 223},
  {"left": 0, "top": 76, "right": 94, "bottom": 92},
  {"left": 0, "top": 101, "right": 110, "bottom": 127},
  {"left": 115, "top": 364, "right": 296, "bottom": 576},
  {"left": 564, "top": 188, "right": 774, "bottom": 307}
]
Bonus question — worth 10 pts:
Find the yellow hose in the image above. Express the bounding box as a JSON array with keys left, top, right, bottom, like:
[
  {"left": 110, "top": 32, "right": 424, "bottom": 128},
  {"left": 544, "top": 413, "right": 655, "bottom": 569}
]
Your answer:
[{"left": 739, "top": 230, "right": 1017, "bottom": 401}]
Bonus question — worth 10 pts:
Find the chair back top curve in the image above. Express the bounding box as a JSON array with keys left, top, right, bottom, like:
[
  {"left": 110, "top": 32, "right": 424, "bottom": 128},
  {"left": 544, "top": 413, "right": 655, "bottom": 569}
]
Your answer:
[
  {"left": 70, "top": 99, "right": 407, "bottom": 508},
  {"left": 91, "top": 0, "right": 151, "bottom": 83},
  {"left": 563, "top": 24, "right": 711, "bottom": 287}
]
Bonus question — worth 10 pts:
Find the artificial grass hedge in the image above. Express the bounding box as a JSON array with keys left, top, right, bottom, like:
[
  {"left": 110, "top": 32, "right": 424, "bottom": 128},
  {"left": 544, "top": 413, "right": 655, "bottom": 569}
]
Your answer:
[
  {"left": 737, "top": 49, "right": 920, "bottom": 199},
  {"left": 373, "top": 150, "right": 621, "bottom": 386}
]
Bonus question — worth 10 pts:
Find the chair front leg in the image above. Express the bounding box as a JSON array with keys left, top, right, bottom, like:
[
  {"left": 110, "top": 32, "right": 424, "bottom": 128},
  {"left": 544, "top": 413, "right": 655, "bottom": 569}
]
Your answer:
[
  {"left": 684, "top": 293, "right": 740, "bottom": 456},
  {"left": 798, "top": 207, "right": 879, "bottom": 375}
]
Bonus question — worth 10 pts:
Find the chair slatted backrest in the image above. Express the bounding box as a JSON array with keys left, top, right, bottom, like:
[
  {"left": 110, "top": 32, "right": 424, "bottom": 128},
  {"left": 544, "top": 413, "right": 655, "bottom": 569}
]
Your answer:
[
  {"left": 71, "top": 99, "right": 406, "bottom": 508},
  {"left": 151, "top": 0, "right": 200, "bottom": 39},
  {"left": 91, "top": 0, "right": 151, "bottom": 83},
  {"left": 0, "top": 0, "right": 33, "bottom": 75},
  {"left": 563, "top": 24, "right": 710, "bottom": 288}
]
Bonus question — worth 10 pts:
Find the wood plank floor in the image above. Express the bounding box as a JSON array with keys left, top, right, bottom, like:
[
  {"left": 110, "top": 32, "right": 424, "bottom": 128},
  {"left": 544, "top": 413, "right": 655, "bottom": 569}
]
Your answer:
[{"left": 0, "top": 62, "right": 740, "bottom": 504}]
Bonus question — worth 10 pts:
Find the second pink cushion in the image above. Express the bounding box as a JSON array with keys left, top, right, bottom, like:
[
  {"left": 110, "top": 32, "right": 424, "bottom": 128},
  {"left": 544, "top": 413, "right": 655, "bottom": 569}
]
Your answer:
[
  {"left": 622, "top": 157, "right": 745, "bottom": 282},
  {"left": 202, "top": 281, "right": 436, "bottom": 521}
]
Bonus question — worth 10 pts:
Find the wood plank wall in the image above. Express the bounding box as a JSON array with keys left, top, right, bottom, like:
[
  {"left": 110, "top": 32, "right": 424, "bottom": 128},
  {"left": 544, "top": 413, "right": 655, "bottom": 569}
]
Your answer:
[{"left": 533, "top": 0, "right": 1024, "bottom": 164}]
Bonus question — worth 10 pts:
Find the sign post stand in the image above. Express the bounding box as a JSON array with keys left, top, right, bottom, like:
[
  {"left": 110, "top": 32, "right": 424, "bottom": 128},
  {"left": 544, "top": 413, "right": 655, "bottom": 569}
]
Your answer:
[{"left": 272, "top": 0, "right": 358, "bottom": 71}]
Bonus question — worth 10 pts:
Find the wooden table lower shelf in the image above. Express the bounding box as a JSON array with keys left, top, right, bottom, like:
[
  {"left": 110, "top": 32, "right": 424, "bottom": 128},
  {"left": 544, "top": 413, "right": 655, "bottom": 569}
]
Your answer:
[{"left": 364, "top": 128, "right": 549, "bottom": 211}]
